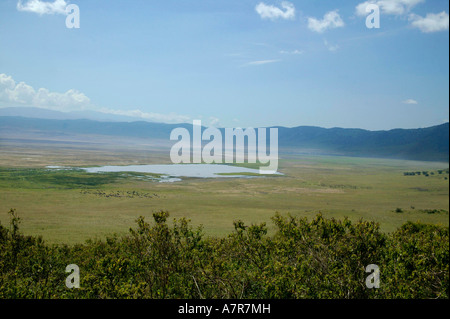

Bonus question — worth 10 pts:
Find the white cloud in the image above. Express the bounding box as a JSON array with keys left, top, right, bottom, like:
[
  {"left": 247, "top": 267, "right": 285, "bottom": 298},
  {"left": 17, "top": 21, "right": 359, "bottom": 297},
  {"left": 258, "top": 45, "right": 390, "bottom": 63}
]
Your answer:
[
  {"left": 98, "top": 108, "right": 191, "bottom": 124},
  {"left": 0, "top": 73, "right": 191, "bottom": 124},
  {"left": 208, "top": 116, "right": 220, "bottom": 127},
  {"left": 355, "top": 2, "right": 372, "bottom": 16},
  {"left": 308, "top": 10, "right": 345, "bottom": 33},
  {"left": 0, "top": 74, "right": 15, "bottom": 90},
  {"left": 255, "top": 2, "right": 295, "bottom": 20},
  {"left": 355, "top": 1, "right": 447, "bottom": 34},
  {"left": 324, "top": 40, "right": 339, "bottom": 52},
  {"left": 244, "top": 59, "right": 281, "bottom": 66},
  {"left": 279, "top": 49, "right": 304, "bottom": 55},
  {"left": 402, "top": 99, "right": 418, "bottom": 104},
  {"left": 355, "top": 0, "right": 424, "bottom": 16},
  {"left": 409, "top": 11, "right": 449, "bottom": 33},
  {"left": 17, "top": 0, "right": 68, "bottom": 15},
  {"left": 0, "top": 73, "right": 90, "bottom": 111}
]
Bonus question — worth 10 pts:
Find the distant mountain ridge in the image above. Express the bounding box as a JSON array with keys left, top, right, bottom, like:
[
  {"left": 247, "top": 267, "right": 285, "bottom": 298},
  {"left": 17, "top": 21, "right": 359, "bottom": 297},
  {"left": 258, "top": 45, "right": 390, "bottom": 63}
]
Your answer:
[
  {"left": 0, "top": 107, "right": 148, "bottom": 123},
  {"left": 276, "top": 124, "right": 449, "bottom": 161},
  {"left": 0, "top": 114, "right": 448, "bottom": 162}
]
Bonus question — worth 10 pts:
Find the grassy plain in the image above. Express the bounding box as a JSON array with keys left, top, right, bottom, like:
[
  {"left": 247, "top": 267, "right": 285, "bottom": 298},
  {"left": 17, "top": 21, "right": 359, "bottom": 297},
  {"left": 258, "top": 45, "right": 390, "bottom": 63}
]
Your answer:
[{"left": 0, "top": 139, "right": 448, "bottom": 244}]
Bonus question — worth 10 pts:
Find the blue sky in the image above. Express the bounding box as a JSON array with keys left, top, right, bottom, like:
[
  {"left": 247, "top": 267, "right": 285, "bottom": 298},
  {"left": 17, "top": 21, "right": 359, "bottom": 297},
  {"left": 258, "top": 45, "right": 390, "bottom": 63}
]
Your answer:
[{"left": 0, "top": 0, "right": 448, "bottom": 130}]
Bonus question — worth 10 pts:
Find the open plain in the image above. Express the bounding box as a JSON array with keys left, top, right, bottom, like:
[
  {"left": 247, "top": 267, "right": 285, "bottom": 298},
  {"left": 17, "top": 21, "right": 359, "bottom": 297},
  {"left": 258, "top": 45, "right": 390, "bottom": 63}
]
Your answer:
[{"left": 1, "top": 137, "right": 448, "bottom": 244}]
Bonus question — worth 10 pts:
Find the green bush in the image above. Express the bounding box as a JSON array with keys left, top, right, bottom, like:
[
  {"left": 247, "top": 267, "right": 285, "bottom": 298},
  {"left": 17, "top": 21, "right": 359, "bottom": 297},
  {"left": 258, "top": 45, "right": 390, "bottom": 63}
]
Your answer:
[{"left": 0, "top": 209, "right": 448, "bottom": 299}]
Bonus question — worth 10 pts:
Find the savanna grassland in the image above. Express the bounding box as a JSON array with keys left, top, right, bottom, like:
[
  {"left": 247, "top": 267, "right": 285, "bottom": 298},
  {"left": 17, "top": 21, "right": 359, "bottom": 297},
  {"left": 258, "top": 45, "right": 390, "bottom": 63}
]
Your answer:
[
  {"left": 0, "top": 140, "right": 448, "bottom": 245},
  {"left": 0, "top": 139, "right": 448, "bottom": 299}
]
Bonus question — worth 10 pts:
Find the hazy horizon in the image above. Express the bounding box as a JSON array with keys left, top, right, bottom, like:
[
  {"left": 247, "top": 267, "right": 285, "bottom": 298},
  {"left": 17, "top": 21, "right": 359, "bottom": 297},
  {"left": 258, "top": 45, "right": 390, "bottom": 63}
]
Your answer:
[{"left": 1, "top": 105, "right": 449, "bottom": 131}]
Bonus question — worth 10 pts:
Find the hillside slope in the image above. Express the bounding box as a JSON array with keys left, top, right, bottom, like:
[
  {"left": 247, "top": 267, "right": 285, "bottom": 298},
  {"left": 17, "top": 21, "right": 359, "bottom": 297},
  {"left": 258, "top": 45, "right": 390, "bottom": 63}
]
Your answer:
[{"left": 0, "top": 116, "right": 448, "bottom": 162}]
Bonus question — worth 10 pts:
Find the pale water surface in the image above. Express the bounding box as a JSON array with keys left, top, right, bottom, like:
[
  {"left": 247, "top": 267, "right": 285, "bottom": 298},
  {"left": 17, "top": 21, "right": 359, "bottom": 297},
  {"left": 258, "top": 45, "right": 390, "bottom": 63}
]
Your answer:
[
  {"left": 81, "top": 164, "right": 281, "bottom": 179},
  {"left": 46, "top": 164, "right": 281, "bottom": 182}
]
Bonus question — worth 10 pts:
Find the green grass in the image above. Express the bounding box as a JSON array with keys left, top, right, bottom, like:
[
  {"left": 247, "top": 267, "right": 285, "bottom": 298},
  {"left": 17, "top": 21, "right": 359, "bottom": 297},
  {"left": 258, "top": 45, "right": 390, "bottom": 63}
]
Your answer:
[
  {"left": 0, "top": 152, "right": 448, "bottom": 245},
  {"left": 0, "top": 168, "right": 164, "bottom": 189},
  {"left": 216, "top": 172, "right": 283, "bottom": 177}
]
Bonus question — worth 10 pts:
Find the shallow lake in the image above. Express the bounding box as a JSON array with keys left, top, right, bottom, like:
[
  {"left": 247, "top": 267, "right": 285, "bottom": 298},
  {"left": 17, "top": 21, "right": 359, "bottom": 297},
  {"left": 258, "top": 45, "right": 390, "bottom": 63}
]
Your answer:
[{"left": 80, "top": 164, "right": 281, "bottom": 179}]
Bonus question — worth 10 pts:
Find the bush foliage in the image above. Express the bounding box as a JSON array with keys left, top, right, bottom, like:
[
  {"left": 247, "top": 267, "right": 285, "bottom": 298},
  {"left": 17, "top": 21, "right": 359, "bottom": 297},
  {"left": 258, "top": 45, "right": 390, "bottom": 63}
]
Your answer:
[{"left": 0, "top": 209, "right": 448, "bottom": 299}]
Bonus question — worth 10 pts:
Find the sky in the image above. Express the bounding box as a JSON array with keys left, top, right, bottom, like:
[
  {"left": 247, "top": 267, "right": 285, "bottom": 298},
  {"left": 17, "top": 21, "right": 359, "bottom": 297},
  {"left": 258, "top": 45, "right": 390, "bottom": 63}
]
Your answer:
[{"left": 0, "top": 0, "right": 449, "bottom": 130}]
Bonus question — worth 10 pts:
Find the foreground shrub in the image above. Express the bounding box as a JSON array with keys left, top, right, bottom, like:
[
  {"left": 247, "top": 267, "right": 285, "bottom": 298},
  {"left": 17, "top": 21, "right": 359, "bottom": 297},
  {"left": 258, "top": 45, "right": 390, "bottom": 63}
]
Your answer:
[{"left": 0, "top": 209, "right": 448, "bottom": 299}]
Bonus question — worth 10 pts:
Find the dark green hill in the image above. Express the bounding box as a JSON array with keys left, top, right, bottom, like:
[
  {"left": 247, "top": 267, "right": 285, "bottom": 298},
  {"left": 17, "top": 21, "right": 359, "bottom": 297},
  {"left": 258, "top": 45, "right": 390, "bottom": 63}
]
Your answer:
[{"left": 276, "top": 123, "right": 449, "bottom": 161}]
